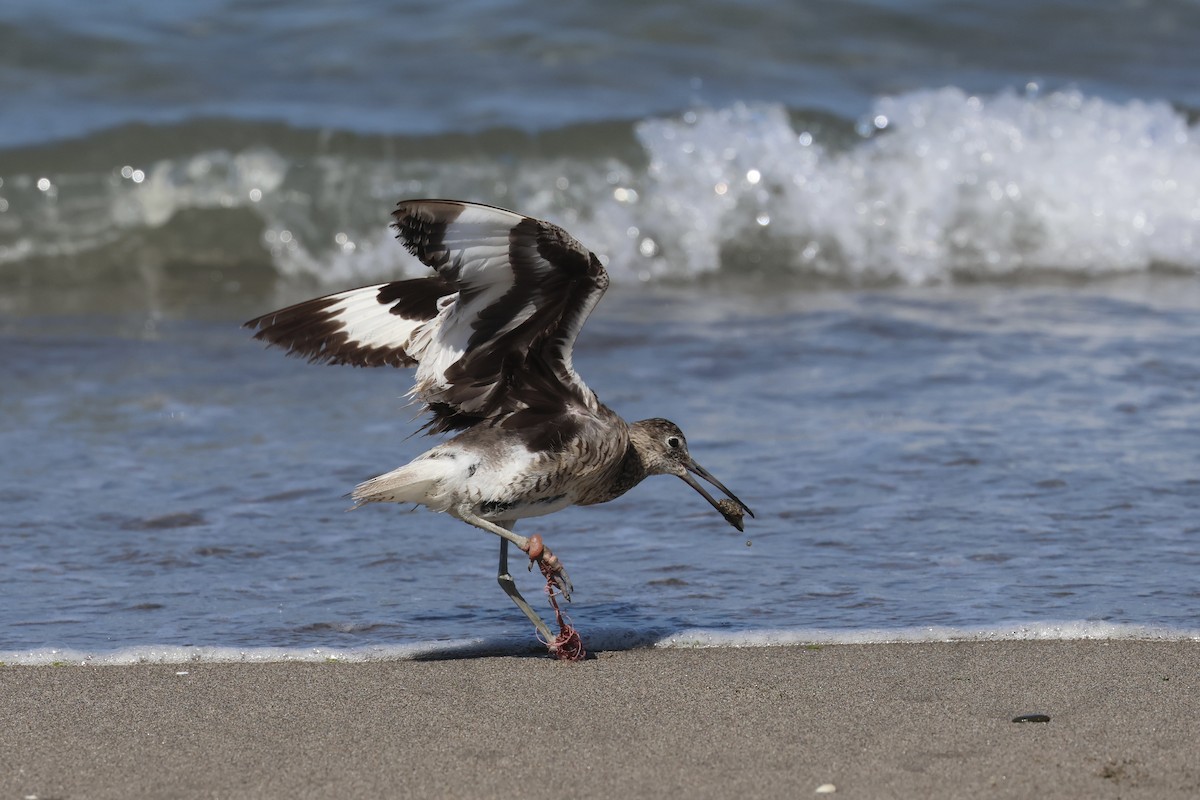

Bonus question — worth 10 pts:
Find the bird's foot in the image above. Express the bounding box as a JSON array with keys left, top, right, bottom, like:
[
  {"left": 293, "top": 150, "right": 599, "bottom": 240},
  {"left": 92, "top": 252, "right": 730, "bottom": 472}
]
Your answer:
[
  {"left": 520, "top": 534, "right": 583, "bottom": 660},
  {"left": 523, "top": 534, "right": 573, "bottom": 601},
  {"left": 547, "top": 618, "right": 585, "bottom": 661}
]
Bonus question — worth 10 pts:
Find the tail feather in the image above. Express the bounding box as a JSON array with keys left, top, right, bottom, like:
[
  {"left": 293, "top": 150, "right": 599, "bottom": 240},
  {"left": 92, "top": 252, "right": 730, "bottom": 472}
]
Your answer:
[{"left": 350, "top": 451, "right": 462, "bottom": 510}]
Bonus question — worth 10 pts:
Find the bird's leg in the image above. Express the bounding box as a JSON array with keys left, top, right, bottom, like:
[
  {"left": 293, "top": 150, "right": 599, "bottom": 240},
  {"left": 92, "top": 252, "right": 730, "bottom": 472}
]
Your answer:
[
  {"left": 454, "top": 510, "right": 573, "bottom": 600},
  {"left": 496, "top": 537, "right": 554, "bottom": 643},
  {"left": 523, "top": 533, "right": 585, "bottom": 661},
  {"left": 519, "top": 533, "right": 573, "bottom": 600},
  {"left": 453, "top": 510, "right": 584, "bottom": 659}
]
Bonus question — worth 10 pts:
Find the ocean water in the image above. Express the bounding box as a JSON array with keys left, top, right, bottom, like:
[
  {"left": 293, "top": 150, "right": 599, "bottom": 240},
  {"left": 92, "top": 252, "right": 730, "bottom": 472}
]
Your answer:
[{"left": 2, "top": 0, "right": 1199, "bottom": 664}]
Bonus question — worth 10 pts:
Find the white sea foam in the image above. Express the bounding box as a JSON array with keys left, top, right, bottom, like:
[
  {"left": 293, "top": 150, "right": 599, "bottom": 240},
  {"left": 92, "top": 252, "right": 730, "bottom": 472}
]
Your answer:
[
  {"left": 622, "top": 88, "right": 1200, "bottom": 283},
  {"left": 653, "top": 621, "right": 1200, "bottom": 649},
  {"left": 3, "top": 622, "right": 1194, "bottom": 666},
  {"left": 7, "top": 87, "right": 1200, "bottom": 291},
  {"left": 269, "top": 88, "right": 1200, "bottom": 285}
]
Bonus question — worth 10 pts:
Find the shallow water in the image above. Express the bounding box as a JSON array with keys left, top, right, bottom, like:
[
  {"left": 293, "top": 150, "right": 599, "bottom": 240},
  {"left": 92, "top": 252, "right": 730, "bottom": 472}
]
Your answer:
[
  {"left": 3, "top": 0, "right": 1200, "bottom": 662},
  {"left": 4, "top": 280, "right": 1199, "bottom": 662}
]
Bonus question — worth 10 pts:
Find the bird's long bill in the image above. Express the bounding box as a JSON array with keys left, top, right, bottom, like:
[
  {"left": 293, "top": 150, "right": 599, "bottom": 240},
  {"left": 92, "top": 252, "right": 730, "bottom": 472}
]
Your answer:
[{"left": 679, "top": 461, "right": 756, "bottom": 532}]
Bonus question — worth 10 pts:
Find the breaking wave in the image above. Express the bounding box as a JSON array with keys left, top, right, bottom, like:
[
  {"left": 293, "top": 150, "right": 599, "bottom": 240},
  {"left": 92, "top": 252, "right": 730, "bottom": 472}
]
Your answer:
[{"left": 3, "top": 85, "right": 1200, "bottom": 309}]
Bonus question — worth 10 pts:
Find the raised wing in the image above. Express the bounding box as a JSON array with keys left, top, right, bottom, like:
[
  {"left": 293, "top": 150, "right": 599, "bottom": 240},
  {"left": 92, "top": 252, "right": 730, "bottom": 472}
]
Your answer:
[
  {"left": 244, "top": 276, "right": 453, "bottom": 367},
  {"left": 395, "top": 200, "right": 608, "bottom": 424},
  {"left": 246, "top": 200, "right": 610, "bottom": 433}
]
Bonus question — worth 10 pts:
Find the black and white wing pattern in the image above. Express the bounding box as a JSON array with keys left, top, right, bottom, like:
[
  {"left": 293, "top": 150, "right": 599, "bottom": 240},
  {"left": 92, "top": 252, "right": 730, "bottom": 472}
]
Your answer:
[
  {"left": 245, "top": 200, "right": 609, "bottom": 433},
  {"left": 244, "top": 276, "right": 453, "bottom": 368}
]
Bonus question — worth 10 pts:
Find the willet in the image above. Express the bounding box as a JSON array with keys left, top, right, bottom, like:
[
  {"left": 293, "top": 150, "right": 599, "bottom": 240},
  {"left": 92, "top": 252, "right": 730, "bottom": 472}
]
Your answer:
[{"left": 245, "top": 199, "right": 754, "bottom": 659}]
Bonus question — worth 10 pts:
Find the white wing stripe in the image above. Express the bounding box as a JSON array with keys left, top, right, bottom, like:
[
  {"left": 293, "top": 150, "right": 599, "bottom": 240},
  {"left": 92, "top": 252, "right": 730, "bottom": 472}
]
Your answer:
[
  {"left": 250, "top": 200, "right": 610, "bottom": 436},
  {"left": 328, "top": 288, "right": 422, "bottom": 352}
]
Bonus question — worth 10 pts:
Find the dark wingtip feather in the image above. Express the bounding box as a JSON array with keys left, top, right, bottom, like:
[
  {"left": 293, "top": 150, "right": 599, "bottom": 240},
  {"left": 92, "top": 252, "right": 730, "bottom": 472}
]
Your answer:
[{"left": 245, "top": 292, "right": 419, "bottom": 368}]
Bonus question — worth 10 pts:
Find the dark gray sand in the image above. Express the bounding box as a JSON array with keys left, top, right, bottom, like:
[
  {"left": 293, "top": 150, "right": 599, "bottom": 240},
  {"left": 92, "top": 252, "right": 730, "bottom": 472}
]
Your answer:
[{"left": 3, "top": 641, "right": 1197, "bottom": 799}]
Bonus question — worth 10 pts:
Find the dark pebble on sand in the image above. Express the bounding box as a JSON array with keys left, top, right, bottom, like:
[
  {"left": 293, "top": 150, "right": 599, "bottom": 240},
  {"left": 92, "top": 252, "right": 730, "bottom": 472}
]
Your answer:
[{"left": 1012, "top": 713, "right": 1051, "bottom": 723}]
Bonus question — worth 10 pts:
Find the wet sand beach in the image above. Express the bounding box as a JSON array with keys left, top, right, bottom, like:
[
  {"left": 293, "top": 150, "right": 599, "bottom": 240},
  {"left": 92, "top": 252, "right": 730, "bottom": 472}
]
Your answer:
[{"left": 3, "top": 640, "right": 1196, "bottom": 799}]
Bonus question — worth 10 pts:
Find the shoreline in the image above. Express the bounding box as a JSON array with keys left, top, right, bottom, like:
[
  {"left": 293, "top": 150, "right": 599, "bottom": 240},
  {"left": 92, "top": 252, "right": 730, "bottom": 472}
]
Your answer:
[
  {"left": 5, "top": 621, "right": 1197, "bottom": 667},
  {"left": 4, "top": 640, "right": 1197, "bottom": 798}
]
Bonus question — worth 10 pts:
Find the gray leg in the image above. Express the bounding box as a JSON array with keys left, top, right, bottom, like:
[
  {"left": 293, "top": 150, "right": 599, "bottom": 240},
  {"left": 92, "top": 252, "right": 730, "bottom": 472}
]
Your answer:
[
  {"left": 457, "top": 512, "right": 584, "bottom": 660},
  {"left": 496, "top": 536, "right": 554, "bottom": 642},
  {"left": 453, "top": 508, "right": 573, "bottom": 599},
  {"left": 453, "top": 509, "right": 532, "bottom": 550}
]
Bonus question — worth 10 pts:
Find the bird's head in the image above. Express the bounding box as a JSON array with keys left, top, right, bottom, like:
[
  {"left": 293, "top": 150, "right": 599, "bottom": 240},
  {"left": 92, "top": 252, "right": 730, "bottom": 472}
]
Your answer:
[{"left": 629, "top": 418, "right": 755, "bottom": 531}]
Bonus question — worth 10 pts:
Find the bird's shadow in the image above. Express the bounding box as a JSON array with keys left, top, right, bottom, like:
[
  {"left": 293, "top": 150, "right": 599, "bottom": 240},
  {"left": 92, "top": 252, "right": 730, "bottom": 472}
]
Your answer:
[{"left": 408, "top": 625, "right": 676, "bottom": 662}]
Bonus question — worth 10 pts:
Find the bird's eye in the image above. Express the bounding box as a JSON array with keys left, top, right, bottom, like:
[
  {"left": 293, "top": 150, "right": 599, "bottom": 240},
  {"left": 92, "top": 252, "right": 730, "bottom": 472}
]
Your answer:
[{"left": 666, "top": 436, "right": 681, "bottom": 449}]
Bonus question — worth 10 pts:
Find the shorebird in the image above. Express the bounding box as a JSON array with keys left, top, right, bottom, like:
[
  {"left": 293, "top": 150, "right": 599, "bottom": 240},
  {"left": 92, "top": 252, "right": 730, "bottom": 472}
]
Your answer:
[{"left": 245, "top": 200, "right": 754, "bottom": 658}]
